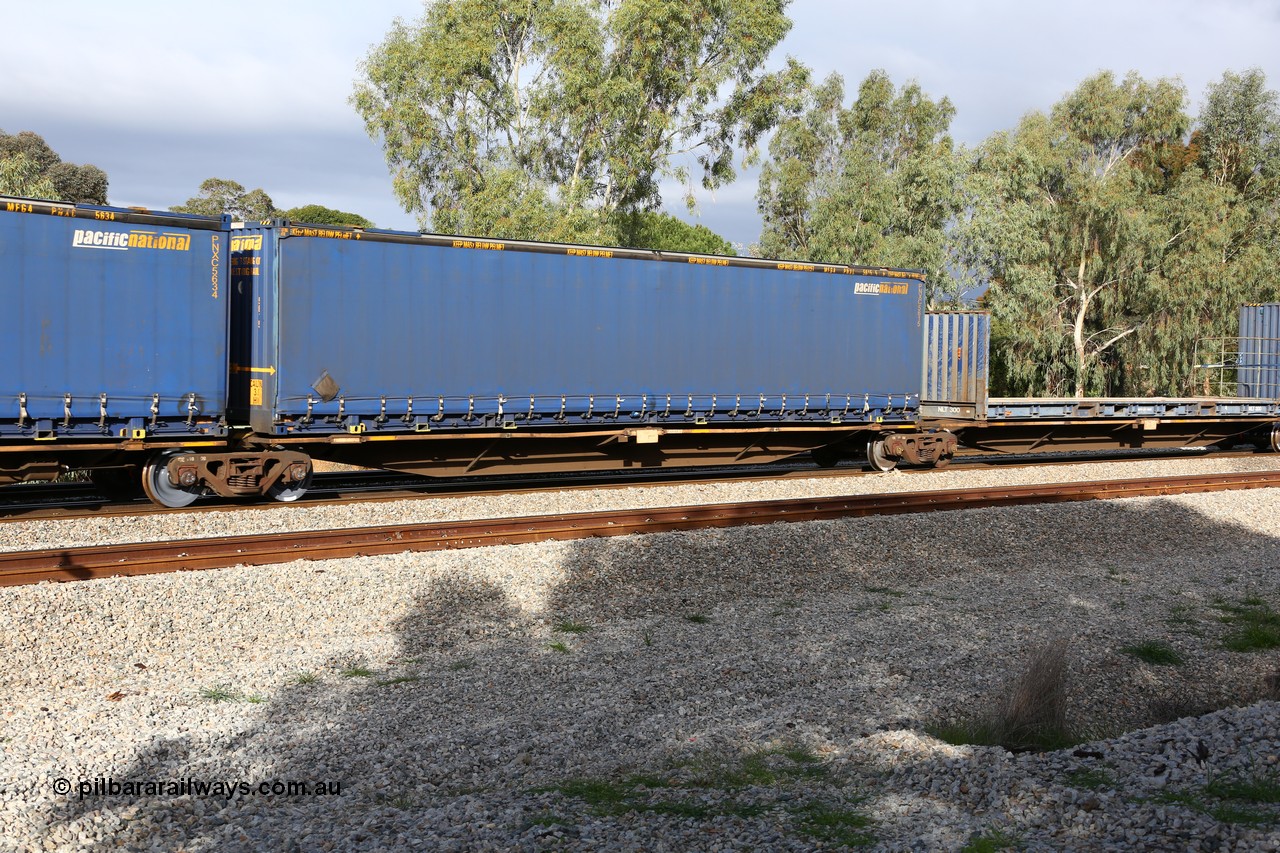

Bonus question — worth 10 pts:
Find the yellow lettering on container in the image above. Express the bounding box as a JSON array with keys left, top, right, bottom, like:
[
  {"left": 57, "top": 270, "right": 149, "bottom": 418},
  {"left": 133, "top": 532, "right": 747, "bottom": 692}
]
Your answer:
[{"left": 452, "top": 239, "right": 505, "bottom": 251}]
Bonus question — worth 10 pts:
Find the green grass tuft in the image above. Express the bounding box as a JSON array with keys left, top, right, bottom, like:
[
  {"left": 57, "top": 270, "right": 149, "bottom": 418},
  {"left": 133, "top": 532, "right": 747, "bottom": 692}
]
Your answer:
[
  {"left": 555, "top": 778, "right": 629, "bottom": 807},
  {"left": 1121, "top": 640, "right": 1184, "bottom": 666},
  {"left": 340, "top": 666, "right": 374, "bottom": 678},
  {"left": 289, "top": 671, "right": 319, "bottom": 685},
  {"left": 199, "top": 683, "right": 266, "bottom": 703},
  {"left": 1150, "top": 771, "right": 1280, "bottom": 826},
  {"left": 682, "top": 745, "right": 828, "bottom": 789},
  {"left": 1205, "top": 773, "right": 1280, "bottom": 804},
  {"left": 1214, "top": 599, "right": 1280, "bottom": 652},
  {"left": 547, "top": 641, "right": 571, "bottom": 654},
  {"left": 553, "top": 619, "right": 591, "bottom": 634},
  {"left": 1066, "top": 768, "right": 1115, "bottom": 791},
  {"left": 961, "top": 827, "right": 1020, "bottom": 852},
  {"left": 543, "top": 766, "right": 870, "bottom": 843},
  {"left": 791, "top": 801, "right": 874, "bottom": 847},
  {"left": 199, "top": 684, "right": 241, "bottom": 702},
  {"left": 683, "top": 613, "right": 711, "bottom": 624}
]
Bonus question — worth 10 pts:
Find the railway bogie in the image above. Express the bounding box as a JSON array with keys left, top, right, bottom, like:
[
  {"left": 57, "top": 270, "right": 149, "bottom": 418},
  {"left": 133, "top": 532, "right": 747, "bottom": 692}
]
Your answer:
[{"left": 144, "top": 449, "right": 314, "bottom": 507}]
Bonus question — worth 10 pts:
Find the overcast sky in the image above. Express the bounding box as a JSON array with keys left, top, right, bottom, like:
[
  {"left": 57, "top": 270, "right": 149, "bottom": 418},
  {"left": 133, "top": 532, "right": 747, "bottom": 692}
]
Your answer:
[{"left": 5, "top": 1, "right": 1280, "bottom": 247}]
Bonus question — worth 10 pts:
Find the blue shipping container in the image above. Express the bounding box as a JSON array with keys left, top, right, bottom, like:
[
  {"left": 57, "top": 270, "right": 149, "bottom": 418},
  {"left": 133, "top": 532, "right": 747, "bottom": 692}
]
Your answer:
[
  {"left": 1239, "top": 303, "right": 1280, "bottom": 399},
  {"left": 921, "top": 311, "right": 989, "bottom": 419},
  {"left": 0, "top": 198, "right": 231, "bottom": 440},
  {"left": 231, "top": 226, "right": 926, "bottom": 435}
]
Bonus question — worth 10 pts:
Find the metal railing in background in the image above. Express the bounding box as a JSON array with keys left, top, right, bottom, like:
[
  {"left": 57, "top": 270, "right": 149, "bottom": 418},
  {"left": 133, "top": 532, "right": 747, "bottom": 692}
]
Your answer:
[{"left": 1193, "top": 335, "right": 1280, "bottom": 398}]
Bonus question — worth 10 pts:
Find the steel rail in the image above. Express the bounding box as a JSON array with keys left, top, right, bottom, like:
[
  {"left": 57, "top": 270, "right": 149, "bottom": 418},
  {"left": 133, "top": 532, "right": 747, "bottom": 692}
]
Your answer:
[{"left": 3, "top": 470, "right": 1280, "bottom": 587}]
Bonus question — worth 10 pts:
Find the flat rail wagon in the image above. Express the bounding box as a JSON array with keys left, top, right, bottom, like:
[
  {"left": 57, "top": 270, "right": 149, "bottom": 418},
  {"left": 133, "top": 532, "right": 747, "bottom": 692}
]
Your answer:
[{"left": 920, "top": 311, "right": 1280, "bottom": 461}]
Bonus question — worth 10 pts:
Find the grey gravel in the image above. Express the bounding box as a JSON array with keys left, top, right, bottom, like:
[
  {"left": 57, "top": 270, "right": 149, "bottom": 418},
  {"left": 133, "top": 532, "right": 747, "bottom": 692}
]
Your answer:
[{"left": 1, "top": 459, "right": 1279, "bottom": 851}]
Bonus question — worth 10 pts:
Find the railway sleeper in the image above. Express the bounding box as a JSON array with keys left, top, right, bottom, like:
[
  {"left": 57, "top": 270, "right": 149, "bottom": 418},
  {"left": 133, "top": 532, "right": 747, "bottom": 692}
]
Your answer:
[{"left": 145, "top": 450, "right": 313, "bottom": 507}]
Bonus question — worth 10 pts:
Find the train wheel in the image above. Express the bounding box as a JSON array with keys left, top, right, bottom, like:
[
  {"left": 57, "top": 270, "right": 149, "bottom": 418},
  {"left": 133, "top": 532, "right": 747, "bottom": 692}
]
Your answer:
[
  {"left": 266, "top": 468, "right": 313, "bottom": 502},
  {"left": 866, "top": 438, "right": 898, "bottom": 472},
  {"left": 141, "top": 451, "right": 201, "bottom": 508}
]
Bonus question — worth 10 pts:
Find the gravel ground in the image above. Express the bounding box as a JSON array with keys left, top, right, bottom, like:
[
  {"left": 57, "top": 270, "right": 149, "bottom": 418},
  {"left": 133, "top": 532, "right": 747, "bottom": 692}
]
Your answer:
[{"left": 1, "top": 459, "right": 1279, "bottom": 851}]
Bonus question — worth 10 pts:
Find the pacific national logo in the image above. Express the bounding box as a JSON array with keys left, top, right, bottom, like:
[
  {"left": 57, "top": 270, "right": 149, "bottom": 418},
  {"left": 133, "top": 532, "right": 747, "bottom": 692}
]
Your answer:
[{"left": 72, "top": 229, "right": 192, "bottom": 252}]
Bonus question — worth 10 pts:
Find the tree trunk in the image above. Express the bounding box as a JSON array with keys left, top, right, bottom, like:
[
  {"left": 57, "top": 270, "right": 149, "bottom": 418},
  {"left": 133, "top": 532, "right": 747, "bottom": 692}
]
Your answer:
[{"left": 1073, "top": 292, "right": 1089, "bottom": 399}]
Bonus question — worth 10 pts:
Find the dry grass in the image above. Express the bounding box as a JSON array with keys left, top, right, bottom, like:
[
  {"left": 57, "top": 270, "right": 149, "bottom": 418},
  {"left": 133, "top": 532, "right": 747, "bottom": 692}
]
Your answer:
[
  {"left": 928, "top": 638, "right": 1080, "bottom": 753},
  {"left": 995, "top": 638, "right": 1073, "bottom": 750}
]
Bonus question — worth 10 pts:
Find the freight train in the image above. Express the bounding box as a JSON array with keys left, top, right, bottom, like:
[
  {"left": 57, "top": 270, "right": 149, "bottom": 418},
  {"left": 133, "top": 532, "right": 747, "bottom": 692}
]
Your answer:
[{"left": 3, "top": 195, "right": 1279, "bottom": 507}]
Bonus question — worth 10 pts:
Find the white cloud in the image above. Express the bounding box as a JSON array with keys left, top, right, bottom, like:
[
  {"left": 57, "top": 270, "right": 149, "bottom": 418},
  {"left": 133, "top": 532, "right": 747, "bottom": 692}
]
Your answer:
[{"left": 3, "top": 0, "right": 420, "bottom": 132}]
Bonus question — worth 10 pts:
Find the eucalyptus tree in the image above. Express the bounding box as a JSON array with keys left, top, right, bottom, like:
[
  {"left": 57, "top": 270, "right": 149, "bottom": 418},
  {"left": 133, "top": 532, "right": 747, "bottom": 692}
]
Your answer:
[
  {"left": 352, "top": 0, "right": 792, "bottom": 239},
  {"left": 1127, "top": 69, "right": 1280, "bottom": 394},
  {"left": 278, "top": 205, "right": 375, "bottom": 228},
  {"left": 170, "top": 178, "right": 277, "bottom": 220},
  {"left": 0, "top": 130, "right": 107, "bottom": 203},
  {"left": 957, "top": 72, "right": 1188, "bottom": 397},
  {"left": 755, "top": 68, "right": 963, "bottom": 300},
  {"left": 0, "top": 152, "right": 57, "bottom": 199}
]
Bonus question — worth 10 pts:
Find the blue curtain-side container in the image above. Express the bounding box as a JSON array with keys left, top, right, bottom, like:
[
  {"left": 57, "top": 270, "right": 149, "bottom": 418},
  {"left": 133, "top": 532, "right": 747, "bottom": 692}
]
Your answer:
[
  {"left": 231, "top": 226, "right": 928, "bottom": 435},
  {"left": 0, "top": 198, "right": 231, "bottom": 440}
]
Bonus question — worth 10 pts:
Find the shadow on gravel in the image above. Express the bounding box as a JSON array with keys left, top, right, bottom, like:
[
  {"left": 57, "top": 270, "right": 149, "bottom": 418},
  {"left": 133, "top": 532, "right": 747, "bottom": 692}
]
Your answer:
[{"left": 47, "top": 495, "right": 1280, "bottom": 850}]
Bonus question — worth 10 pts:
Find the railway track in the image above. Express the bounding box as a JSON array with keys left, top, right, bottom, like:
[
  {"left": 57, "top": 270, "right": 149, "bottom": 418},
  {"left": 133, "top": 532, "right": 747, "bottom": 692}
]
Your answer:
[
  {"left": 4, "top": 469, "right": 1279, "bottom": 587},
  {"left": 0, "top": 446, "right": 1263, "bottom": 521}
]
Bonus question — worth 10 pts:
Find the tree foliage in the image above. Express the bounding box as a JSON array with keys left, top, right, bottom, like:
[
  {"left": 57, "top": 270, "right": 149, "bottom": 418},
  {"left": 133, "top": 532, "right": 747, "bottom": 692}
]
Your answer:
[
  {"left": 352, "top": 0, "right": 792, "bottom": 238},
  {"left": 754, "top": 68, "right": 963, "bottom": 300},
  {"left": 1130, "top": 68, "right": 1280, "bottom": 395},
  {"left": 612, "top": 211, "right": 736, "bottom": 255},
  {"left": 0, "top": 130, "right": 107, "bottom": 203},
  {"left": 957, "top": 69, "right": 1280, "bottom": 397},
  {"left": 0, "top": 152, "right": 57, "bottom": 200},
  {"left": 956, "top": 72, "right": 1191, "bottom": 396},
  {"left": 171, "top": 178, "right": 277, "bottom": 220},
  {"left": 280, "top": 204, "right": 375, "bottom": 228},
  {"left": 171, "top": 179, "right": 376, "bottom": 227}
]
